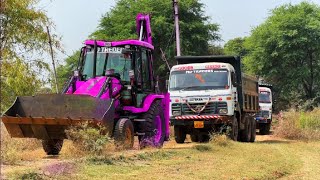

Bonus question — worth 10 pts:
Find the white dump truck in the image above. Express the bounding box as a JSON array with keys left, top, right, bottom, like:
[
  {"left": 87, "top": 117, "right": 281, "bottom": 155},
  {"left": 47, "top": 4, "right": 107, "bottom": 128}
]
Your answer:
[
  {"left": 256, "top": 84, "right": 273, "bottom": 135},
  {"left": 169, "top": 56, "right": 259, "bottom": 143}
]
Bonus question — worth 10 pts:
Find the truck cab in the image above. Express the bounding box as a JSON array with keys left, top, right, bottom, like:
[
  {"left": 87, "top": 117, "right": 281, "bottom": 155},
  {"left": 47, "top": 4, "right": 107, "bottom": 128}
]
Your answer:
[
  {"left": 169, "top": 56, "right": 258, "bottom": 143},
  {"left": 169, "top": 62, "right": 236, "bottom": 118},
  {"left": 256, "top": 85, "right": 273, "bottom": 134}
]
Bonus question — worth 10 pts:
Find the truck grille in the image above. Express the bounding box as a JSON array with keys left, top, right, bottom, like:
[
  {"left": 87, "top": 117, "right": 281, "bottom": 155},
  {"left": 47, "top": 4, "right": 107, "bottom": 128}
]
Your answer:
[
  {"left": 257, "top": 110, "right": 269, "bottom": 118},
  {"left": 172, "top": 102, "right": 227, "bottom": 115}
]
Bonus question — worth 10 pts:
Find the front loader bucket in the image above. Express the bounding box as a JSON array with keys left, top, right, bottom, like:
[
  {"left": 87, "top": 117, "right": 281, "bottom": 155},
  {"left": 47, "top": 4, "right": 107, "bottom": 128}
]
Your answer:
[{"left": 1, "top": 94, "right": 115, "bottom": 140}]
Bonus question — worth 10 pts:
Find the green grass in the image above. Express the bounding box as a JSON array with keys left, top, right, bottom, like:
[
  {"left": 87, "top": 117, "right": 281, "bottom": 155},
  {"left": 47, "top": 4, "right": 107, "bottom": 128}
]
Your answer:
[{"left": 299, "top": 109, "right": 320, "bottom": 130}]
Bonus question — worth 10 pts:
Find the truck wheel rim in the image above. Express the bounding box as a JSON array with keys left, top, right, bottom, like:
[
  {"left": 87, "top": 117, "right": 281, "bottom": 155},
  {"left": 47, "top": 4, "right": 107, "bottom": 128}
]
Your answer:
[{"left": 154, "top": 115, "right": 162, "bottom": 143}]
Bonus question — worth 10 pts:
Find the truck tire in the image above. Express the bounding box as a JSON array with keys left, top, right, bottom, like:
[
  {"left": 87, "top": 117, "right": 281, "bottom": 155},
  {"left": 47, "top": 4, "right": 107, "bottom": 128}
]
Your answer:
[
  {"left": 190, "top": 133, "right": 199, "bottom": 142},
  {"left": 139, "top": 100, "right": 166, "bottom": 148},
  {"left": 42, "top": 139, "right": 63, "bottom": 155},
  {"left": 260, "top": 123, "right": 271, "bottom": 135},
  {"left": 250, "top": 117, "right": 256, "bottom": 142},
  {"left": 239, "top": 115, "right": 252, "bottom": 142},
  {"left": 114, "top": 118, "right": 134, "bottom": 150},
  {"left": 174, "top": 125, "right": 186, "bottom": 143},
  {"left": 228, "top": 116, "right": 238, "bottom": 141},
  {"left": 199, "top": 134, "right": 210, "bottom": 143}
]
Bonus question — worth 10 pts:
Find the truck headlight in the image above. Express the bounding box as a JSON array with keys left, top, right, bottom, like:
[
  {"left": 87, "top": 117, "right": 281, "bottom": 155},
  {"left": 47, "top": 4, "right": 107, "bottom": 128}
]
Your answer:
[
  {"left": 219, "top": 109, "right": 228, "bottom": 114},
  {"left": 172, "top": 111, "right": 181, "bottom": 116}
]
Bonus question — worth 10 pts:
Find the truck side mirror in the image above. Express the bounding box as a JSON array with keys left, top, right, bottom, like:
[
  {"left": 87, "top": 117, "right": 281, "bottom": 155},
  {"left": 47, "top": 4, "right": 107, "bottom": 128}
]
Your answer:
[
  {"left": 166, "top": 80, "right": 169, "bottom": 90},
  {"left": 231, "top": 72, "right": 237, "bottom": 87}
]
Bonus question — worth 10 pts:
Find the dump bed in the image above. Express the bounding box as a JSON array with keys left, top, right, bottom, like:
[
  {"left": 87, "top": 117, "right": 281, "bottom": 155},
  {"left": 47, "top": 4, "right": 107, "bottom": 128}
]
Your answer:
[{"left": 175, "top": 56, "right": 258, "bottom": 112}]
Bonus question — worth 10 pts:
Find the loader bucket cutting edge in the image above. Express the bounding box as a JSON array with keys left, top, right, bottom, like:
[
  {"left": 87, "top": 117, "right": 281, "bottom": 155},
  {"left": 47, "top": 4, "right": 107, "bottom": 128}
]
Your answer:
[{"left": 1, "top": 94, "right": 115, "bottom": 139}]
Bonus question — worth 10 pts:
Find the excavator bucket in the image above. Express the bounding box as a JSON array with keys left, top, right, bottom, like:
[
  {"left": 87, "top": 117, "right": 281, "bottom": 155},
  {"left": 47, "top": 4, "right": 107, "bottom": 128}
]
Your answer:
[{"left": 1, "top": 94, "right": 115, "bottom": 140}]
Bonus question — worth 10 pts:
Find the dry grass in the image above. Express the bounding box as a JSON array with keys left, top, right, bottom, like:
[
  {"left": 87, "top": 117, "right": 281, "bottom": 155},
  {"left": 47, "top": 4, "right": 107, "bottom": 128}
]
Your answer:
[
  {"left": 209, "top": 133, "right": 233, "bottom": 147},
  {"left": 1, "top": 123, "right": 43, "bottom": 165},
  {"left": 274, "top": 108, "right": 320, "bottom": 140},
  {"left": 64, "top": 123, "right": 114, "bottom": 157}
]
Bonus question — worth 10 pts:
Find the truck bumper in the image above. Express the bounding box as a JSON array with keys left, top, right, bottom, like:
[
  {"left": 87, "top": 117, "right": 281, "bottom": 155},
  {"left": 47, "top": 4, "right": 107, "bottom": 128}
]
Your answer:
[
  {"left": 170, "top": 115, "right": 232, "bottom": 126},
  {"left": 255, "top": 117, "right": 272, "bottom": 124}
]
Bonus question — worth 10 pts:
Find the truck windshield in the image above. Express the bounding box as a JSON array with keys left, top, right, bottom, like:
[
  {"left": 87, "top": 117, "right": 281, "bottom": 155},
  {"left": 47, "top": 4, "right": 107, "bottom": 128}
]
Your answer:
[
  {"left": 169, "top": 69, "right": 229, "bottom": 91},
  {"left": 259, "top": 91, "right": 271, "bottom": 103},
  {"left": 82, "top": 47, "right": 131, "bottom": 81}
]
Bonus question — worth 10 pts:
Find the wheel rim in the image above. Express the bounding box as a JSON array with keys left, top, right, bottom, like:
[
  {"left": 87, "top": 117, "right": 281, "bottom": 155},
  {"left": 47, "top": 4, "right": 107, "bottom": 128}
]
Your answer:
[{"left": 154, "top": 115, "right": 162, "bottom": 143}]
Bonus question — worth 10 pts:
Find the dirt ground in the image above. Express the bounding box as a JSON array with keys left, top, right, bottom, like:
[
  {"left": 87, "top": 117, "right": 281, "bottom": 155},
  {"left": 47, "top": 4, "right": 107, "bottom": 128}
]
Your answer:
[{"left": 1, "top": 132, "right": 320, "bottom": 180}]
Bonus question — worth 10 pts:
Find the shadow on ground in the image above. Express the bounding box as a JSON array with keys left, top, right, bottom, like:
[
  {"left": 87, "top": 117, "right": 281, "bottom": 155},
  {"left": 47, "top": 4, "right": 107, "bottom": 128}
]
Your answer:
[{"left": 256, "top": 140, "right": 291, "bottom": 144}]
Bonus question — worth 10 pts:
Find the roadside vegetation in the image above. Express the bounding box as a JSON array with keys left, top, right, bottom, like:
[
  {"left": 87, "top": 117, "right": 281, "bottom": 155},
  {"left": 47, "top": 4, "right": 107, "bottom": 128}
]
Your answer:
[{"left": 274, "top": 108, "right": 320, "bottom": 140}]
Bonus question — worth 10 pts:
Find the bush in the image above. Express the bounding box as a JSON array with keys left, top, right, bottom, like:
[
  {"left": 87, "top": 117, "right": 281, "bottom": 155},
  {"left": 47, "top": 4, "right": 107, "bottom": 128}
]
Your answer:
[
  {"left": 65, "top": 122, "right": 113, "bottom": 156},
  {"left": 274, "top": 108, "right": 320, "bottom": 140},
  {"left": 209, "top": 133, "right": 232, "bottom": 147}
]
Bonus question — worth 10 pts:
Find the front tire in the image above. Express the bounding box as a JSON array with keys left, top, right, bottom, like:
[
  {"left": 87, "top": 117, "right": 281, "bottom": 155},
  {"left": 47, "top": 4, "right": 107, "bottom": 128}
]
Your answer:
[
  {"left": 114, "top": 118, "right": 134, "bottom": 150},
  {"left": 190, "top": 133, "right": 199, "bottom": 142},
  {"left": 174, "top": 125, "right": 186, "bottom": 143},
  {"left": 42, "top": 139, "right": 63, "bottom": 155},
  {"left": 250, "top": 117, "right": 256, "bottom": 142},
  {"left": 228, "top": 116, "right": 239, "bottom": 141},
  {"left": 139, "top": 100, "right": 166, "bottom": 148},
  {"left": 260, "top": 123, "right": 271, "bottom": 135}
]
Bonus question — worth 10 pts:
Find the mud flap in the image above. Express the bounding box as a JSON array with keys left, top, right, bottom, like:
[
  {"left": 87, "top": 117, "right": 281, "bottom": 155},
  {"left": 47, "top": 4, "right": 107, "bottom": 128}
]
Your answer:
[{"left": 2, "top": 94, "right": 115, "bottom": 139}]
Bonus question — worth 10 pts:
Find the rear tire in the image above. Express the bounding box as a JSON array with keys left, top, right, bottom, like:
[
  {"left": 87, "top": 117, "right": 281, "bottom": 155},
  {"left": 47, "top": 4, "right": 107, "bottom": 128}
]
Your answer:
[
  {"left": 114, "top": 118, "right": 134, "bottom": 150},
  {"left": 250, "top": 117, "right": 256, "bottom": 142},
  {"left": 239, "top": 115, "right": 251, "bottom": 142},
  {"left": 260, "top": 123, "right": 271, "bottom": 135},
  {"left": 190, "top": 133, "right": 198, "bottom": 142},
  {"left": 174, "top": 125, "right": 186, "bottom": 143},
  {"left": 139, "top": 100, "right": 166, "bottom": 148},
  {"left": 42, "top": 139, "right": 63, "bottom": 155}
]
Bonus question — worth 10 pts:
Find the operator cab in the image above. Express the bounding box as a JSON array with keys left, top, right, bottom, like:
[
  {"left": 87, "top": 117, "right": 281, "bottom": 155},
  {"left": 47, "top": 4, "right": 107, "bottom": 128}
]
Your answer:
[{"left": 76, "top": 40, "right": 156, "bottom": 107}]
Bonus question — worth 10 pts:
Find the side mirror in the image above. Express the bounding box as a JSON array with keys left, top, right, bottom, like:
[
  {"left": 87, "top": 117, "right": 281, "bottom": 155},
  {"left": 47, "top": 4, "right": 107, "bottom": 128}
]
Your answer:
[
  {"left": 73, "top": 70, "right": 79, "bottom": 77},
  {"left": 166, "top": 80, "right": 169, "bottom": 90}
]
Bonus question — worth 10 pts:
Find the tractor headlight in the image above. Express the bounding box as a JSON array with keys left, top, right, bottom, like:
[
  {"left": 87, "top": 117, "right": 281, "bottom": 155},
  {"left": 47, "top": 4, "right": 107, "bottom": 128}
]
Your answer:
[
  {"left": 172, "top": 111, "right": 181, "bottom": 116},
  {"left": 219, "top": 108, "right": 228, "bottom": 114}
]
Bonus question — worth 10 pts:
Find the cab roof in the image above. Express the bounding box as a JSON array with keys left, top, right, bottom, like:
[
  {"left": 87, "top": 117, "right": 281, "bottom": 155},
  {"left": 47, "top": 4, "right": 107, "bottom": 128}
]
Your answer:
[{"left": 84, "top": 39, "right": 154, "bottom": 50}]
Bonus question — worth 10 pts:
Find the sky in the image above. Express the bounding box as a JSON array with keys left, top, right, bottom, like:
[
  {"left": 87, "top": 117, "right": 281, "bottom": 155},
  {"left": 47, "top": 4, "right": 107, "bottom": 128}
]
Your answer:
[{"left": 39, "top": 0, "right": 320, "bottom": 62}]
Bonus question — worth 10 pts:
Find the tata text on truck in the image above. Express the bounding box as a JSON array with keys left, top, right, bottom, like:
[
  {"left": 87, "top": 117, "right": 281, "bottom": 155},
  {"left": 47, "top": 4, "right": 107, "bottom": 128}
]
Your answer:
[
  {"left": 256, "top": 84, "right": 273, "bottom": 135},
  {"left": 169, "top": 56, "right": 259, "bottom": 143}
]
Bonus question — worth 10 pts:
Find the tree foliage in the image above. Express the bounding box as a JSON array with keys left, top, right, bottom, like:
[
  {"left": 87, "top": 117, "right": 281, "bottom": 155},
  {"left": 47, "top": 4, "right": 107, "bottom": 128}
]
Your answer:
[
  {"left": 243, "top": 2, "right": 320, "bottom": 109},
  {"left": 91, "top": 0, "right": 220, "bottom": 76},
  {"left": 224, "top": 37, "right": 247, "bottom": 57},
  {"left": 56, "top": 51, "right": 80, "bottom": 90},
  {"left": 0, "top": 0, "right": 60, "bottom": 112},
  {"left": 1, "top": 60, "right": 42, "bottom": 113},
  {"left": 1, "top": 0, "right": 60, "bottom": 59}
]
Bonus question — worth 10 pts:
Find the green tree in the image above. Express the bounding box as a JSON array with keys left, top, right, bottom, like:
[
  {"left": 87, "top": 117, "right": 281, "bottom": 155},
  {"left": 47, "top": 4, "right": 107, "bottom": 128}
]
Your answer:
[
  {"left": 91, "top": 0, "right": 220, "bottom": 77},
  {"left": 224, "top": 37, "right": 247, "bottom": 57},
  {"left": 1, "top": 0, "right": 61, "bottom": 60},
  {"left": 208, "top": 44, "right": 224, "bottom": 55},
  {"left": 244, "top": 2, "right": 320, "bottom": 108},
  {"left": 0, "top": 0, "right": 60, "bottom": 111},
  {"left": 56, "top": 51, "right": 80, "bottom": 90},
  {"left": 1, "top": 60, "right": 42, "bottom": 113}
]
